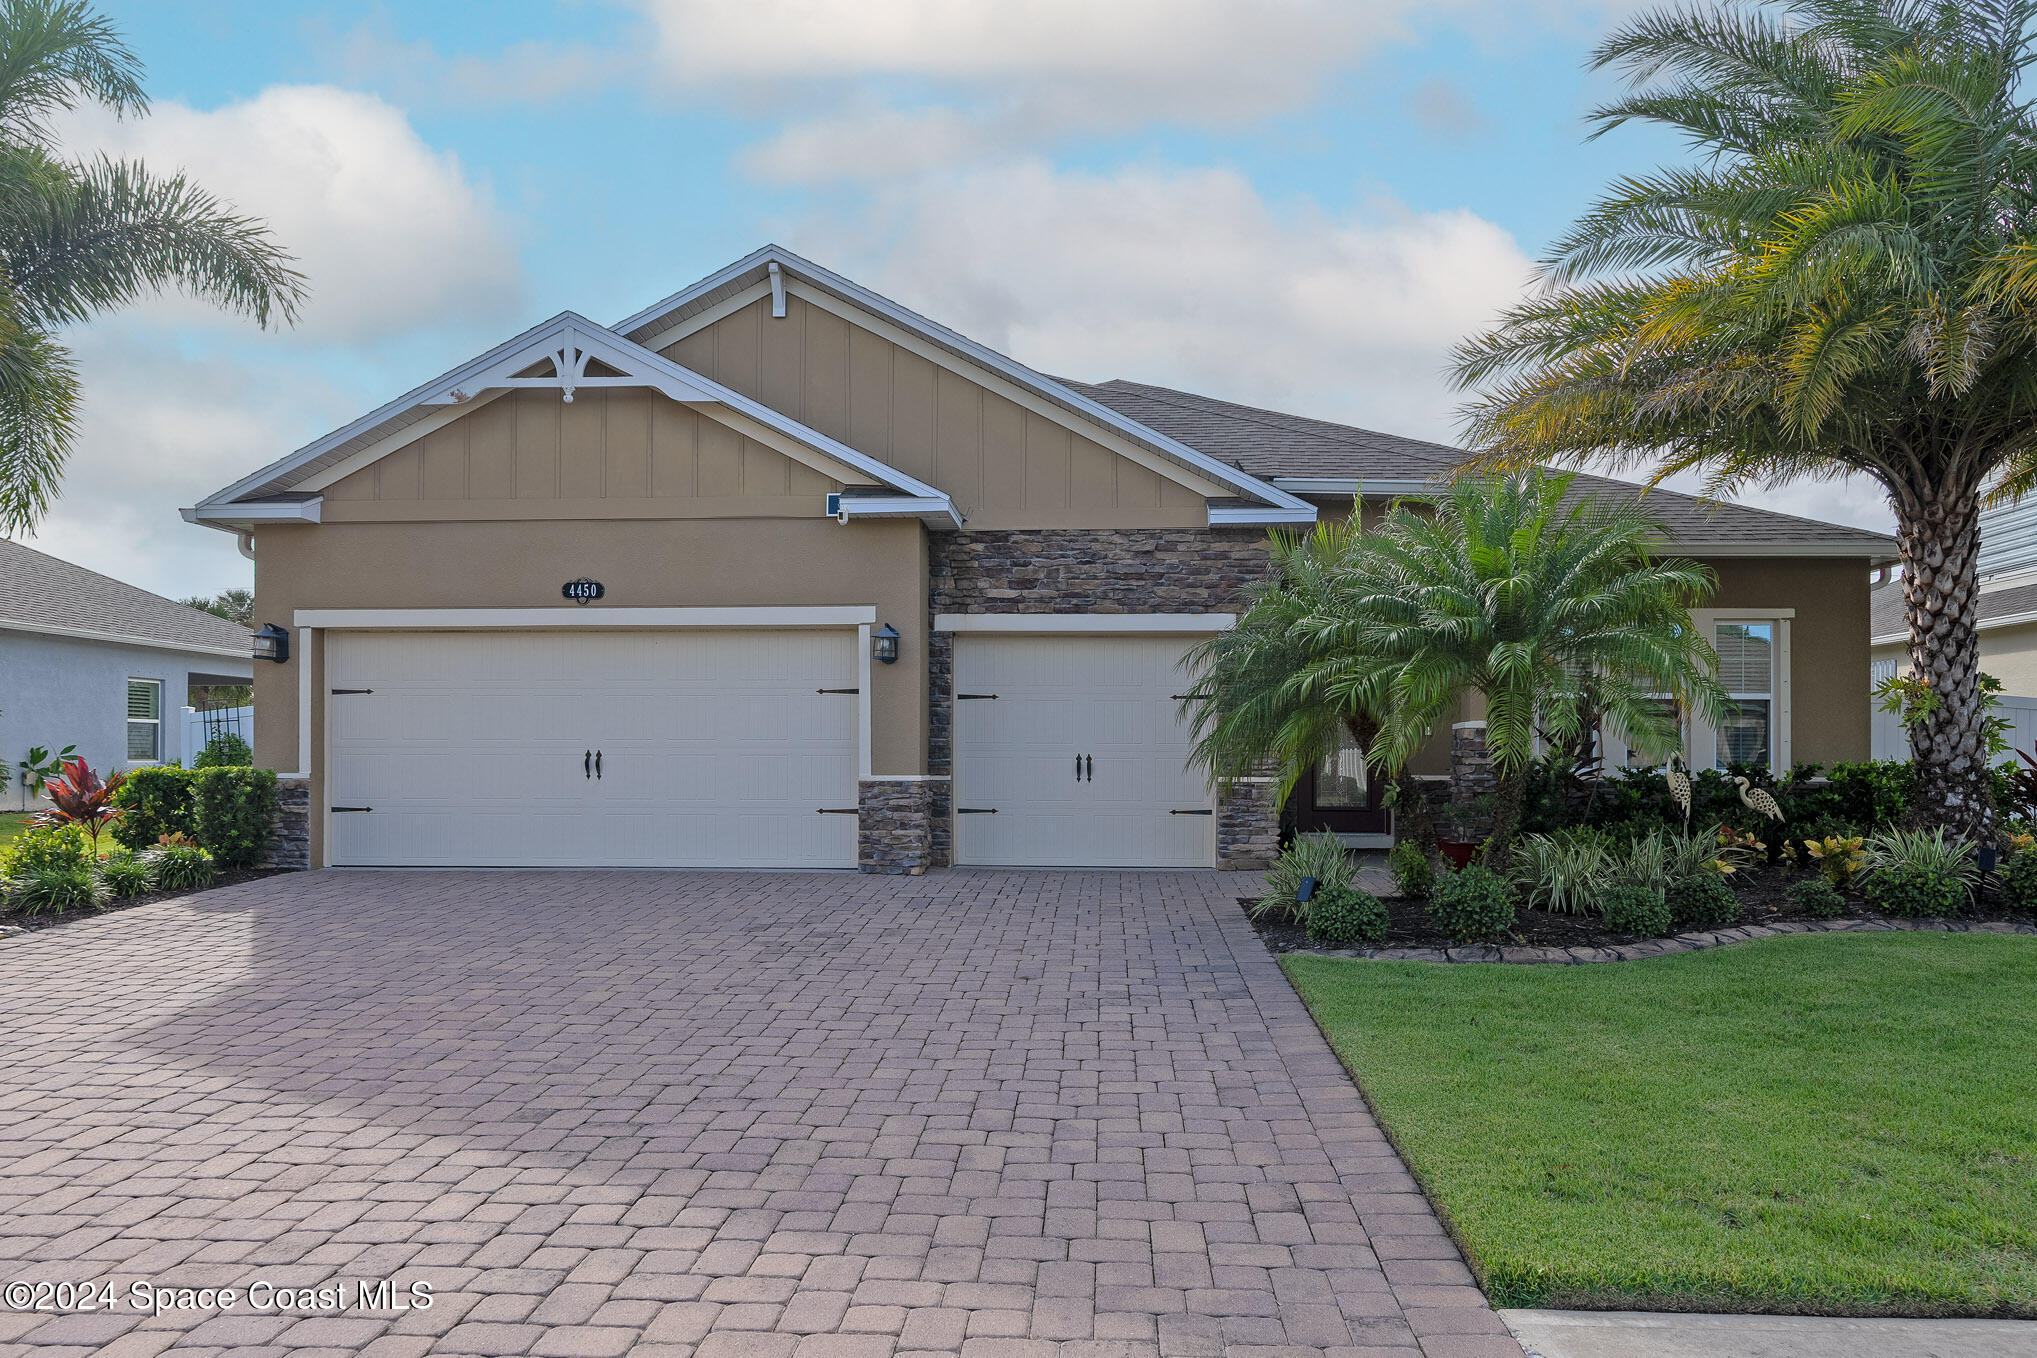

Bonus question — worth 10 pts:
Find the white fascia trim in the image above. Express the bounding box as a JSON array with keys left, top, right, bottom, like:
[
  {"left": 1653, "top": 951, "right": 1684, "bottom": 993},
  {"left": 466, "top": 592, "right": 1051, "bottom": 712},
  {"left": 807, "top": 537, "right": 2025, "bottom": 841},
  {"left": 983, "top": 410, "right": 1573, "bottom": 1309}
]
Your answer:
[
  {"left": 294, "top": 606, "right": 879, "bottom": 630},
  {"left": 0, "top": 619, "right": 252, "bottom": 661},
  {"left": 935, "top": 612, "right": 1235, "bottom": 634},
  {"left": 197, "top": 308, "right": 947, "bottom": 510},
  {"left": 1208, "top": 505, "right": 1317, "bottom": 527},
  {"left": 1875, "top": 605, "right": 2037, "bottom": 647},
  {"left": 616, "top": 246, "right": 1309, "bottom": 514},
  {"left": 180, "top": 499, "right": 323, "bottom": 527},
  {"left": 837, "top": 494, "right": 963, "bottom": 529},
  {"left": 1680, "top": 540, "right": 1898, "bottom": 561},
  {"left": 1269, "top": 477, "right": 1438, "bottom": 495}
]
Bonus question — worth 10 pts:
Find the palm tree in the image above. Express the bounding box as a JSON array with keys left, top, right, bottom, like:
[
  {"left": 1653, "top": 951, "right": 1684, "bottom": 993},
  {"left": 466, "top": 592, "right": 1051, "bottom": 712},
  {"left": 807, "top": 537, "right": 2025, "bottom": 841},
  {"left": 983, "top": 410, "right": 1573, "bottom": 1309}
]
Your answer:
[
  {"left": 0, "top": 1, "right": 302, "bottom": 533},
  {"left": 1187, "top": 472, "right": 1725, "bottom": 866},
  {"left": 1453, "top": 0, "right": 2037, "bottom": 837}
]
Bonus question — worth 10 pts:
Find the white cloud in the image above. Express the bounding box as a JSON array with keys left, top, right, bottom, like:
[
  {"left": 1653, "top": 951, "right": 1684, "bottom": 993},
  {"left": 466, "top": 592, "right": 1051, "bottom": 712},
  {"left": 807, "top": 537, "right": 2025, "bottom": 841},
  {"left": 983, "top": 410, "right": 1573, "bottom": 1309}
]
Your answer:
[
  {"left": 58, "top": 86, "right": 523, "bottom": 343},
  {"left": 21, "top": 330, "right": 354, "bottom": 601},
  {"left": 804, "top": 160, "right": 1535, "bottom": 440}
]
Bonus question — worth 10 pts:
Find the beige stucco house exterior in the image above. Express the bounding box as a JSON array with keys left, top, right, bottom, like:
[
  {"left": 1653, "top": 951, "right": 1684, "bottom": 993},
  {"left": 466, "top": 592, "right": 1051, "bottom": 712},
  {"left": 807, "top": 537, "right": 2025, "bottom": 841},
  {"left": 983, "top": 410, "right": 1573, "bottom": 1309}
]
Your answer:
[{"left": 186, "top": 245, "right": 1897, "bottom": 872}]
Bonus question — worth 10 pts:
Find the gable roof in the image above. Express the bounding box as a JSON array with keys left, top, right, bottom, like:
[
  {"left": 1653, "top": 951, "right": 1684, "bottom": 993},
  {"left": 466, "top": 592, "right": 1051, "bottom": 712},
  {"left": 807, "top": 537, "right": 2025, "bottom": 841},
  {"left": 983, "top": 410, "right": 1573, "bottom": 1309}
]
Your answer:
[
  {"left": 1072, "top": 378, "right": 1899, "bottom": 558},
  {"left": 0, "top": 539, "right": 251, "bottom": 658},
  {"left": 612, "top": 245, "right": 1310, "bottom": 519},
  {"left": 186, "top": 310, "right": 956, "bottom": 526}
]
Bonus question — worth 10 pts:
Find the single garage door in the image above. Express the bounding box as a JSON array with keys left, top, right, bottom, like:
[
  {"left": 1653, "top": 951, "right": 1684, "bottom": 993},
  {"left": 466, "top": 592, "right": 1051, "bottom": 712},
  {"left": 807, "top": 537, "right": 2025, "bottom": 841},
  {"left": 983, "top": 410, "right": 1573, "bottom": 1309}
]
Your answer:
[
  {"left": 952, "top": 634, "right": 1214, "bottom": 868},
  {"left": 326, "top": 629, "right": 859, "bottom": 868}
]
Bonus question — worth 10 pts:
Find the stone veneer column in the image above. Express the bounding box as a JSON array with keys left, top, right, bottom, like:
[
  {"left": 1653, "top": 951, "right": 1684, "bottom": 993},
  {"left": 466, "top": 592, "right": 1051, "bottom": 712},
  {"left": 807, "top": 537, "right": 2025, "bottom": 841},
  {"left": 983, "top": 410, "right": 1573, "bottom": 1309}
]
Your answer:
[
  {"left": 858, "top": 779, "right": 936, "bottom": 874},
  {"left": 1216, "top": 779, "right": 1281, "bottom": 870},
  {"left": 263, "top": 776, "right": 312, "bottom": 871},
  {"left": 1450, "top": 721, "right": 1498, "bottom": 804}
]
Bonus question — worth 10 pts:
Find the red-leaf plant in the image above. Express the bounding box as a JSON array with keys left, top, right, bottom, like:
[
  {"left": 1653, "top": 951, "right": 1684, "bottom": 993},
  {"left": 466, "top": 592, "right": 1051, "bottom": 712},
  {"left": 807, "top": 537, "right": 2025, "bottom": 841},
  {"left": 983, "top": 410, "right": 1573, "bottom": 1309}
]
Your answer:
[{"left": 36, "top": 757, "right": 127, "bottom": 856}]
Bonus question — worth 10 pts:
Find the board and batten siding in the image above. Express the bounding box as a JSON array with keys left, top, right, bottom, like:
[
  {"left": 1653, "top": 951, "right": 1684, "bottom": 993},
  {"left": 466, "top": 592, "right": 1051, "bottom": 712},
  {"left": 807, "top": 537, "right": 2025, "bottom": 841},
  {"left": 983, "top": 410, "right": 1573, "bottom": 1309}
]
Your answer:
[
  {"left": 320, "top": 387, "right": 843, "bottom": 520},
  {"left": 661, "top": 294, "right": 1211, "bottom": 530}
]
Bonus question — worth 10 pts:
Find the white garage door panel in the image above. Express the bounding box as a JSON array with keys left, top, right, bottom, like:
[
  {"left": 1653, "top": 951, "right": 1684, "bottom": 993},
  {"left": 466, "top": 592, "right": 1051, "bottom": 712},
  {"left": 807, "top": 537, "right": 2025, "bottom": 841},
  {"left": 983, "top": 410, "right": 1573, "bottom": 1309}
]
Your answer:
[
  {"left": 954, "top": 634, "right": 1213, "bottom": 868},
  {"left": 327, "top": 630, "right": 857, "bottom": 868}
]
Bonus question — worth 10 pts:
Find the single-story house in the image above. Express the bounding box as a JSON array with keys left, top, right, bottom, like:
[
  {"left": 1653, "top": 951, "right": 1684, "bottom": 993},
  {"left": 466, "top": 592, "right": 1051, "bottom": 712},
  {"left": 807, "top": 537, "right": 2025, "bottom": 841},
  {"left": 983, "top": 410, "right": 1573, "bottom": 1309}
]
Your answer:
[
  {"left": 1872, "top": 498, "right": 2037, "bottom": 696},
  {"left": 184, "top": 245, "right": 1897, "bottom": 872},
  {"left": 0, "top": 538, "right": 253, "bottom": 798}
]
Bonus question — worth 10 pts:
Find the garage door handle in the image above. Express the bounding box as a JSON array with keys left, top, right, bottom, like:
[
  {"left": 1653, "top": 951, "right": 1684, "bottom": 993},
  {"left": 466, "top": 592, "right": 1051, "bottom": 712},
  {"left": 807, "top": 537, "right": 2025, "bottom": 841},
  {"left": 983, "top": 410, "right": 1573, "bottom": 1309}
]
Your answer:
[
  {"left": 331, "top": 806, "right": 372, "bottom": 813},
  {"left": 1085, "top": 754, "right": 1093, "bottom": 781},
  {"left": 595, "top": 750, "right": 602, "bottom": 779},
  {"left": 1170, "top": 808, "right": 1214, "bottom": 815},
  {"left": 584, "top": 750, "right": 592, "bottom": 779}
]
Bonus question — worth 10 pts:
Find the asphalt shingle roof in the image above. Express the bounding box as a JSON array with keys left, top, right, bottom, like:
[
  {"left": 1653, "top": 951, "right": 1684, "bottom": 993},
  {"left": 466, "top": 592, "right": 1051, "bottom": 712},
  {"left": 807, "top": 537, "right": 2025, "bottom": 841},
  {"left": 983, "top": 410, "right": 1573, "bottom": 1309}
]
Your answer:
[
  {"left": 0, "top": 539, "right": 251, "bottom": 654},
  {"left": 1067, "top": 378, "right": 1897, "bottom": 555},
  {"left": 1872, "top": 577, "right": 2037, "bottom": 640}
]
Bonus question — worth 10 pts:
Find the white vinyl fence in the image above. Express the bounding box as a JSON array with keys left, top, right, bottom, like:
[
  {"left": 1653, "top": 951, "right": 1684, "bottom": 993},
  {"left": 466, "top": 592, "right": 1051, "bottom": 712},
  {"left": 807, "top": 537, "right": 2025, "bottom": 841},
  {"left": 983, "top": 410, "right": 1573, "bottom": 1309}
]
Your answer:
[
  {"left": 1870, "top": 688, "right": 2037, "bottom": 762},
  {"left": 180, "top": 705, "right": 252, "bottom": 767}
]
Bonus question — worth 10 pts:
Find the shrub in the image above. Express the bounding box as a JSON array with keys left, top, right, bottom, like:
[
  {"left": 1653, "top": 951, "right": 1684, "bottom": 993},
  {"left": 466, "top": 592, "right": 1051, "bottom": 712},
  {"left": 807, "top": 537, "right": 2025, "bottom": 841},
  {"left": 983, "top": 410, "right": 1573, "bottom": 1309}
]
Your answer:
[
  {"left": 1512, "top": 827, "right": 1612, "bottom": 914},
  {"left": 2001, "top": 847, "right": 2037, "bottom": 913},
  {"left": 111, "top": 766, "right": 195, "bottom": 851},
  {"left": 190, "top": 766, "right": 277, "bottom": 868},
  {"left": 1667, "top": 872, "right": 1741, "bottom": 931},
  {"left": 1863, "top": 827, "right": 1979, "bottom": 901},
  {"left": 1259, "top": 831, "right": 1354, "bottom": 920},
  {"left": 1387, "top": 839, "right": 1435, "bottom": 899},
  {"left": 142, "top": 844, "right": 214, "bottom": 892},
  {"left": 1305, "top": 885, "right": 1389, "bottom": 947},
  {"left": 1804, "top": 835, "right": 1867, "bottom": 888},
  {"left": 1786, "top": 877, "right": 1847, "bottom": 919},
  {"left": 0, "top": 822, "right": 91, "bottom": 876},
  {"left": 1862, "top": 864, "right": 1966, "bottom": 918},
  {"left": 193, "top": 732, "right": 252, "bottom": 768},
  {"left": 9, "top": 862, "right": 107, "bottom": 914},
  {"left": 1599, "top": 883, "right": 1672, "bottom": 937},
  {"left": 98, "top": 852, "right": 154, "bottom": 899},
  {"left": 1428, "top": 864, "right": 1517, "bottom": 944}
]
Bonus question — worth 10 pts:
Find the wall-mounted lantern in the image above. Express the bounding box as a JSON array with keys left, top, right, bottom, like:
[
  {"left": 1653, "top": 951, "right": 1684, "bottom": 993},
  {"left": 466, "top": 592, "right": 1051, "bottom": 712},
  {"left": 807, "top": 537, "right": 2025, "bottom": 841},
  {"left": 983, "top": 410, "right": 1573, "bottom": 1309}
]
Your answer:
[
  {"left": 872, "top": 623, "right": 900, "bottom": 665},
  {"left": 252, "top": 623, "right": 290, "bottom": 664}
]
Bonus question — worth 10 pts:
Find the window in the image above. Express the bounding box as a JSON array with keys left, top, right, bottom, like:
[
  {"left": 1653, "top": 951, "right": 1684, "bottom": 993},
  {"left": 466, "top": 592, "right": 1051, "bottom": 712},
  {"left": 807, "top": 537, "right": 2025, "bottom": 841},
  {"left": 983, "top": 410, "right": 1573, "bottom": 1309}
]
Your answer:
[
  {"left": 126, "top": 679, "right": 162, "bottom": 762},
  {"left": 1618, "top": 698, "right": 1683, "bottom": 768},
  {"left": 1313, "top": 729, "right": 1369, "bottom": 808},
  {"left": 1714, "top": 622, "right": 1774, "bottom": 769}
]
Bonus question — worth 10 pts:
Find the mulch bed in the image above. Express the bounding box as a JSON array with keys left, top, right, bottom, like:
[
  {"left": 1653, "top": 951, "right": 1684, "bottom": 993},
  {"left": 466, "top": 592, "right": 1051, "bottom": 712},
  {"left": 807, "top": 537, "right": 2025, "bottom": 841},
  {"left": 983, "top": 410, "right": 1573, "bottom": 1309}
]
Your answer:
[
  {"left": 0, "top": 869, "right": 284, "bottom": 937},
  {"left": 1244, "top": 870, "right": 2034, "bottom": 954}
]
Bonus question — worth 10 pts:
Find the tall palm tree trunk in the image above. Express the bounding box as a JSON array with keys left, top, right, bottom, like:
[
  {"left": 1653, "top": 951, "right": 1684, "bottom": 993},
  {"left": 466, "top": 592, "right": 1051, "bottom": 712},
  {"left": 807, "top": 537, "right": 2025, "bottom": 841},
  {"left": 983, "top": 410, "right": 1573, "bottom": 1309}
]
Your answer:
[{"left": 1895, "top": 477, "right": 1991, "bottom": 837}]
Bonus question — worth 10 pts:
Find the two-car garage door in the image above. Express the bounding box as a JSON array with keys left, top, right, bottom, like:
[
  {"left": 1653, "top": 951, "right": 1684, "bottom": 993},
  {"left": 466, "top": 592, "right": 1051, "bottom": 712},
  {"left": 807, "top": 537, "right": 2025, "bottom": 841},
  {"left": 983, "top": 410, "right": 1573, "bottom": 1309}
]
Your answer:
[{"left": 326, "top": 630, "right": 859, "bottom": 868}]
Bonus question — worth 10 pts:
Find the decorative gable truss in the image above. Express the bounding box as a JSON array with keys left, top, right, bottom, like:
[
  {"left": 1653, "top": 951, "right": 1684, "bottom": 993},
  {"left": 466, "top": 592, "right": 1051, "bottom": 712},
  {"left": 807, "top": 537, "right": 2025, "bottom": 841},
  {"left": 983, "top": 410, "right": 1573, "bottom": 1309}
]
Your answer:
[{"left": 185, "top": 312, "right": 960, "bottom": 531}]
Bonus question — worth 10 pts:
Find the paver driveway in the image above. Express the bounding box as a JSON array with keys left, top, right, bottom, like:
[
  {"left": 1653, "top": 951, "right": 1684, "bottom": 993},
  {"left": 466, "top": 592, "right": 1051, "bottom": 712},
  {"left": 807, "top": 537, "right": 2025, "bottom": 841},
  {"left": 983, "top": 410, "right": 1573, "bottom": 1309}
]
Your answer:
[{"left": 0, "top": 870, "right": 1521, "bottom": 1358}]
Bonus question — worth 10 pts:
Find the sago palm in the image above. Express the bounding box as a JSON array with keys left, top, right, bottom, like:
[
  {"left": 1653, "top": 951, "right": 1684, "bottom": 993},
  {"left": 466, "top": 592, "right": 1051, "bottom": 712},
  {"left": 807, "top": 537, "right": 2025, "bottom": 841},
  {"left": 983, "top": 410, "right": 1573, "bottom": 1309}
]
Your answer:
[
  {"left": 0, "top": 0, "right": 302, "bottom": 533},
  {"left": 1187, "top": 472, "right": 1726, "bottom": 865},
  {"left": 1454, "top": 0, "right": 2037, "bottom": 836}
]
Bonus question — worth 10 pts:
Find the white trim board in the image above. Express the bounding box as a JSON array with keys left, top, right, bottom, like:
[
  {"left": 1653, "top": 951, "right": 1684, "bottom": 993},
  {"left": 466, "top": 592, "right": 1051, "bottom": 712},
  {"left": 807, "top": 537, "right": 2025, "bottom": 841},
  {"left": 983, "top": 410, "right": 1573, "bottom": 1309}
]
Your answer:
[
  {"left": 0, "top": 619, "right": 252, "bottom": 661},
  {"left": 294, "top": 606, "right": 879, "bottom": 630},
  {"left": 935, "top": 613, "right": 1235, "bottom": 634}
]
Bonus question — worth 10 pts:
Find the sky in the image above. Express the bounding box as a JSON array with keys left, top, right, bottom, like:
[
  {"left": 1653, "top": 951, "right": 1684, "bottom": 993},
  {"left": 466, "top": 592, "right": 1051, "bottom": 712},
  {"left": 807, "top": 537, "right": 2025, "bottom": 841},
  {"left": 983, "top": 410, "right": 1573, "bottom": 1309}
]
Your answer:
[{"left": 26, "top": 0, "right": 1897, "bottom": 602}]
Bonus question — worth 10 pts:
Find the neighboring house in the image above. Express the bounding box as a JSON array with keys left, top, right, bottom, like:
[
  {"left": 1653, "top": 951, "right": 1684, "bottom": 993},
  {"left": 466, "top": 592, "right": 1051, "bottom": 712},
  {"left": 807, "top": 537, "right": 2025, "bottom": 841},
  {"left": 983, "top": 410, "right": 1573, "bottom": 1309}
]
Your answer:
[
  {"left": 0, "top": 539, "right": 253, "bottom": 794},
  {"left": 184, "top": 245, "right": 1896, "bottom": 872},
  {"left": 1872, "top": 500, "right": 2037, "bottom": 696}
]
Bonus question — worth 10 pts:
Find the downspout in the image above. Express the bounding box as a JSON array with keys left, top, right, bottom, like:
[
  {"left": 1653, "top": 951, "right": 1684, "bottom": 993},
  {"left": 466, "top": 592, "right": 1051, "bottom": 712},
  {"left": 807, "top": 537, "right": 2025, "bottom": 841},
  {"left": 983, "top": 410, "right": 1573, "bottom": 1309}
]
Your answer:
[{"left": 236, "top": 530, "right": 255, "bottom": 560}]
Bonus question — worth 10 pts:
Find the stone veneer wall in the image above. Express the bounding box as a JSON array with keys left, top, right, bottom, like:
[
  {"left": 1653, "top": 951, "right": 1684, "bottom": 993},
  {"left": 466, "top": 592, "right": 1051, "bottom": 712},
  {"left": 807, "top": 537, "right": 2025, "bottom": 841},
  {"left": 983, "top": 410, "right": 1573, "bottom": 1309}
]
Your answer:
[
  {"left": 263, "top": 776, "right": 311, "bottom": 871},
  {"left": 858, "top": 779, "right": 935, "bottom": 874},
  {"left": 926, "top": 528, "right": 1277, "bottom": 869}
]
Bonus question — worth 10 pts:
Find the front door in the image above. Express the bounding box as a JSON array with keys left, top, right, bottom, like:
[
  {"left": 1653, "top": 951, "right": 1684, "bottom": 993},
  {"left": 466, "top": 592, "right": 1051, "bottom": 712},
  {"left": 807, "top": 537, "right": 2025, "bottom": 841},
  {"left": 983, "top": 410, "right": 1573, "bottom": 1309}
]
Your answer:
[{"left": 1289, "top": 728, "right": 1390, "bottom": 836}]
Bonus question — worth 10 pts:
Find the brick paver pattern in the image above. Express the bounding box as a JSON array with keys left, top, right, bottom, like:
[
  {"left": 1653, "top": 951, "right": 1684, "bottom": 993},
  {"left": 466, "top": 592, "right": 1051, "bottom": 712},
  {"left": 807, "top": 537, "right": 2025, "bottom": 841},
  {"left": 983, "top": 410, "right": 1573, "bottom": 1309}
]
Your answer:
[{"left": 0, "top": 870, "right": 1522, "bottom": 1358}]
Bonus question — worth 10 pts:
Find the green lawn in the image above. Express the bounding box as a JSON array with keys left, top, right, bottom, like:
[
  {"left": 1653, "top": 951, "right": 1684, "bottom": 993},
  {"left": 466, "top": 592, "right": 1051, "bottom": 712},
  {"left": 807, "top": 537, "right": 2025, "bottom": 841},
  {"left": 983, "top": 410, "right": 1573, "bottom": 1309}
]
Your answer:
[
  {"left": 1283, "top": 932, "right": 2037, "bottom": 1316},
  {"left": 0, "top": 811, "right": 32, "bottom": 849}
]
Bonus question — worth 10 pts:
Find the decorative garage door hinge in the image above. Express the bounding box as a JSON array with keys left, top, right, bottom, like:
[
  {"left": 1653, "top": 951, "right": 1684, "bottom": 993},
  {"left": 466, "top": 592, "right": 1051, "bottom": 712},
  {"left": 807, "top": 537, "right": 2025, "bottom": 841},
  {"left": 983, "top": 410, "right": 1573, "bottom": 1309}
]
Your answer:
[
  {"left": 330, "top": 688, "right": 372, "bottom": 695},
  {"left": 956, "top": 807, "right": 998, "bottom": 814},
  {"left": 1170, "top": 809, "right": 1214, "bottom": 815},
  {"left": 816, "top": 807, "right": 858, "bottom": 815},
  {"left": 957, "top": 693, "right": 998, "bottom": 700},
  {"left": 331, "top": 806, "right": 373, "bottom": 813},
  {"left": 816, "top": 687, "right": 859, "bottom": 694}
]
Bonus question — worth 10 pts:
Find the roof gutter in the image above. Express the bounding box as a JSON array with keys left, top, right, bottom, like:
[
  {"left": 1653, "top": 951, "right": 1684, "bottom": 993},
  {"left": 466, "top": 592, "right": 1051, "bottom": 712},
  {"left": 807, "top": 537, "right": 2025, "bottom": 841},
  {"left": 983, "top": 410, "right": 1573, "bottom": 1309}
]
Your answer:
[
  {"left": 0, "top": 618, "right": 253, "bottom": 661},
  {"left": 1208, "top": 505, "right": 1317, "bottom": 527},
  {"left": 181, "top": 498, "right": 324, "bottom": 531},
  {"left": 826, "top": 492, "right": 963, "bottom": 530}
]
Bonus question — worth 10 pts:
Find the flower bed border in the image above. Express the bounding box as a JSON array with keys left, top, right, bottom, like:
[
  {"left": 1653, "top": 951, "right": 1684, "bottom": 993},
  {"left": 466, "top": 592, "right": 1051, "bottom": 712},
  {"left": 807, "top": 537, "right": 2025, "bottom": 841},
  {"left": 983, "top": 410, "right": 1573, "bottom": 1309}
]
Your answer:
[{"left": 1291, "top": 915, "right": 2037, "bottom": 964}]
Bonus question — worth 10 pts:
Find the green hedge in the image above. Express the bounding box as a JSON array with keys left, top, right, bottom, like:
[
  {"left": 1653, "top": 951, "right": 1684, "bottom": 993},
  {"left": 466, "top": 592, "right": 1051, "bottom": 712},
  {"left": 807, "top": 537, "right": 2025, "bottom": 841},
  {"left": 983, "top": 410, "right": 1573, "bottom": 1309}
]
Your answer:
[
  {"left": 191, "top": 767, "right": 277, "bottom": 868},
  {"left": 111, "top": 766, "right": 198, "bottom": 850}
]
